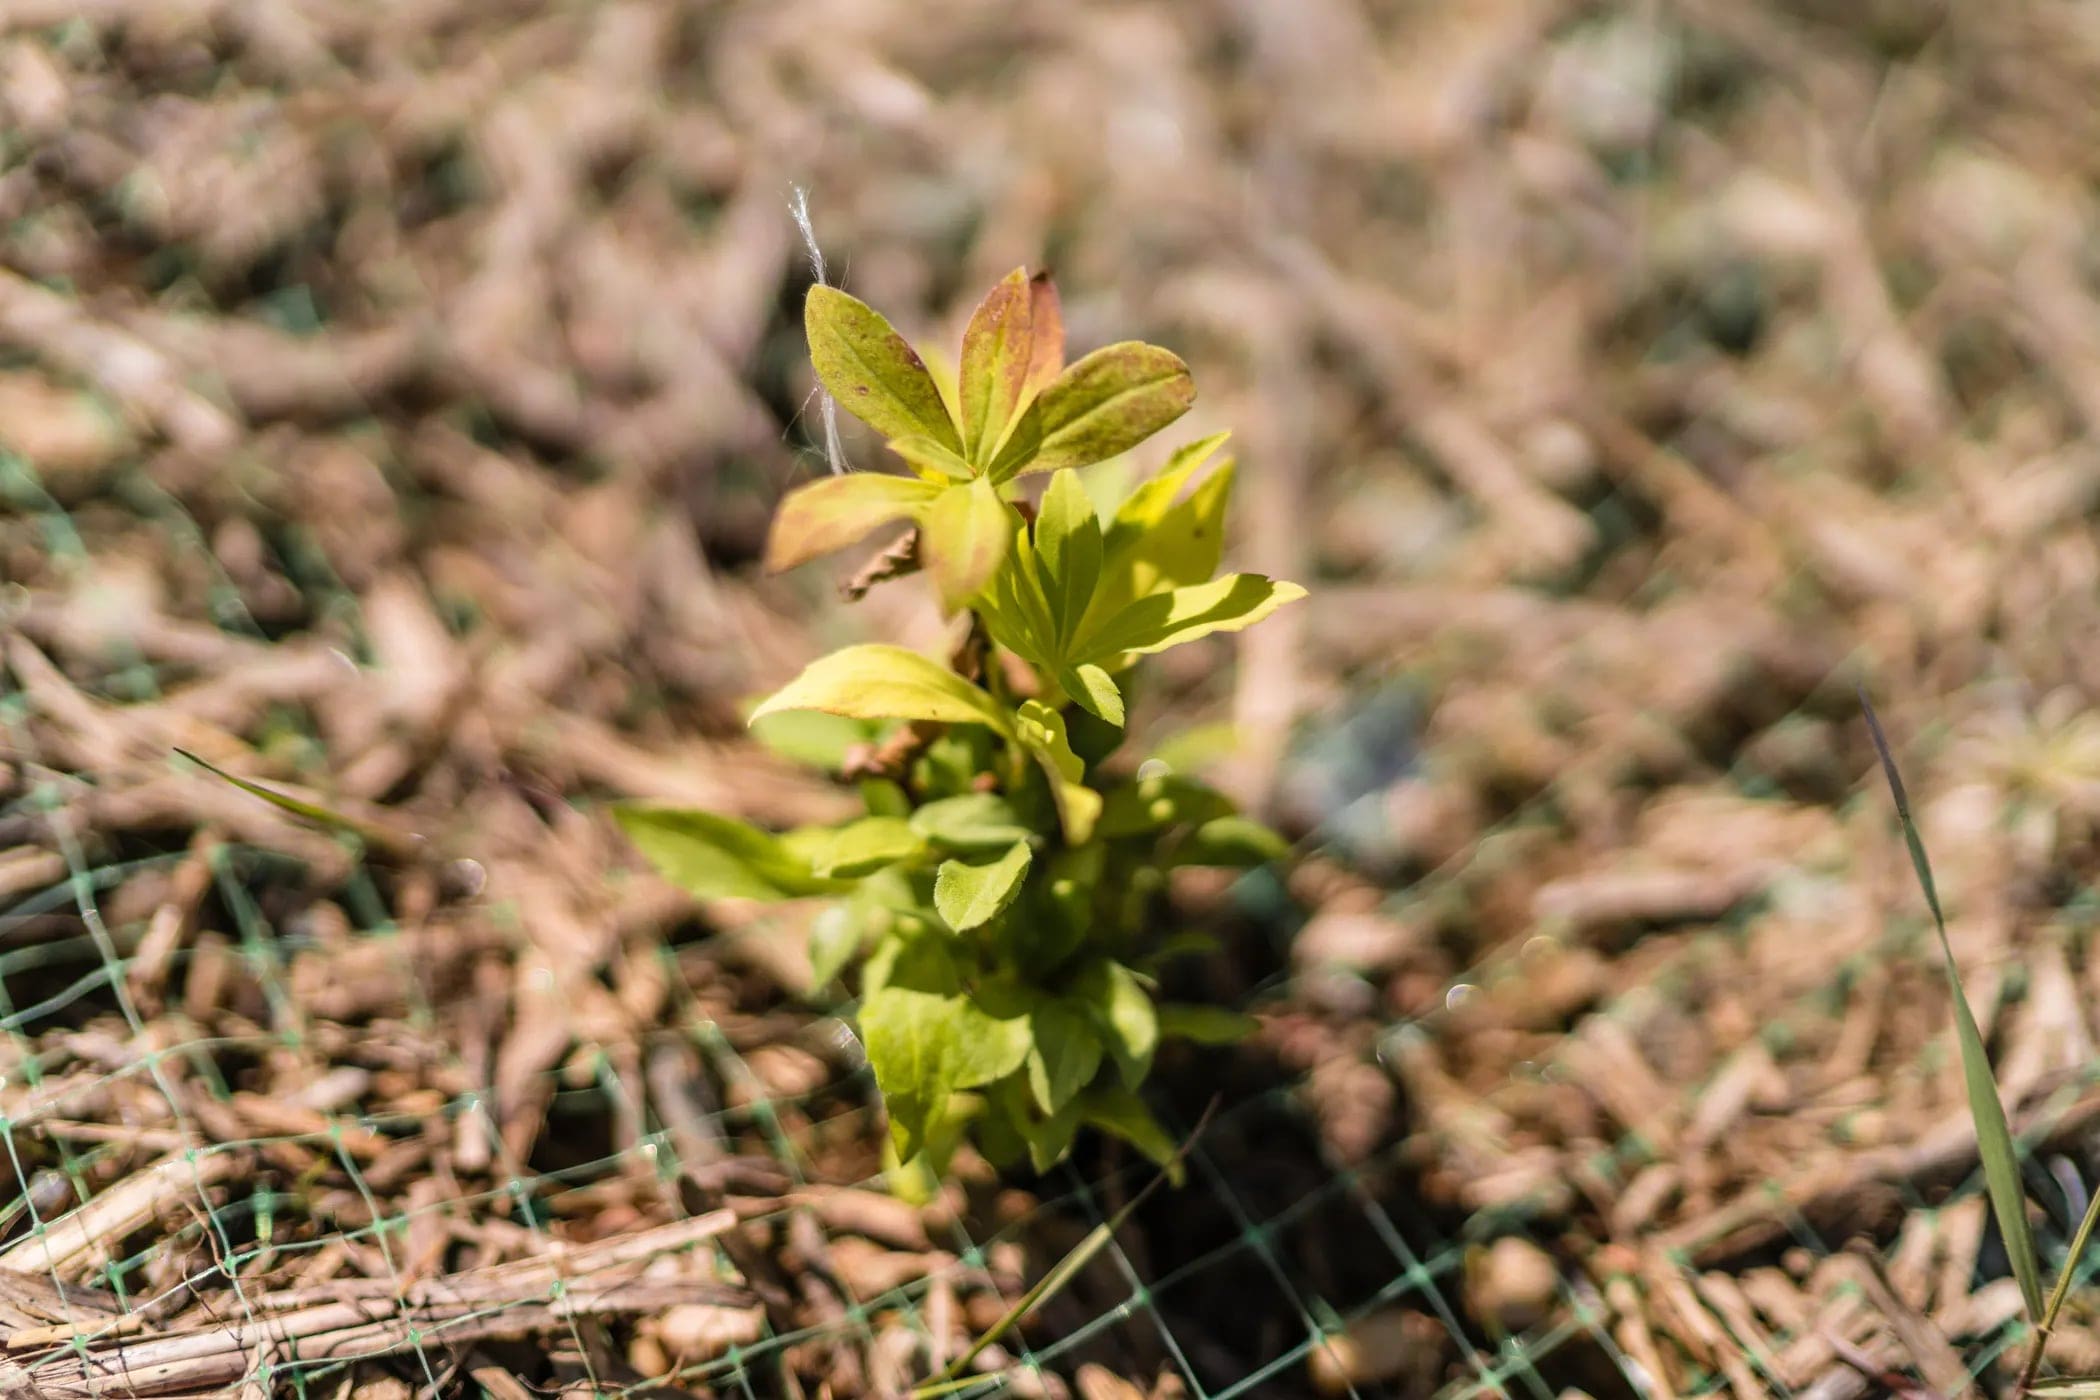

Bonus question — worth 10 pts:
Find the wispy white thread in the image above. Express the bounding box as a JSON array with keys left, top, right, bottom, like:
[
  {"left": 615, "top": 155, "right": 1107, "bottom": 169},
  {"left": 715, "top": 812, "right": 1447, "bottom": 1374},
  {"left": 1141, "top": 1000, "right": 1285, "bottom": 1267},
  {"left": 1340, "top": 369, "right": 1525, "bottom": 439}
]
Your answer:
[{"left": 790, "top": 186, "right": 847, "bottom": 475}]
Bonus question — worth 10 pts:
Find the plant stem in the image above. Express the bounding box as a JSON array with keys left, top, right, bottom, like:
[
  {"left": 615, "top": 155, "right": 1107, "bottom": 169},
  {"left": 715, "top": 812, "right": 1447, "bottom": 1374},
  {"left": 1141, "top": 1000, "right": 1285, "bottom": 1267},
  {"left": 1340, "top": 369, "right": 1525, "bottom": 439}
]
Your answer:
[{"left": 2017, "top": 1186, "right": 2100, "bottom": 1393}]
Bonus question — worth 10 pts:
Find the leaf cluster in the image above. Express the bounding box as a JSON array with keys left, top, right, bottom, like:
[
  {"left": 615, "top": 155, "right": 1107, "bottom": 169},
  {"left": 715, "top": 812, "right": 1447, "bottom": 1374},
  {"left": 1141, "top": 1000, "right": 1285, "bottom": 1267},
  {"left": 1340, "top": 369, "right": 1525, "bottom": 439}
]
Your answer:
[{"left": 619, "top": 270, "right": 1302, "bottom": 1185}]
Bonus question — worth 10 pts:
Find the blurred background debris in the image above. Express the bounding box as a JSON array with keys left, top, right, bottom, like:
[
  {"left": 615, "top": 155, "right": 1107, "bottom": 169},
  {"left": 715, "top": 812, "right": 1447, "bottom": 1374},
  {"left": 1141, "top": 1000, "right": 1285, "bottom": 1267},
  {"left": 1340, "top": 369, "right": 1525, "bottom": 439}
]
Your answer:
[{"left": 3, "top": 1, "right": 2100, "bottom": 1395}]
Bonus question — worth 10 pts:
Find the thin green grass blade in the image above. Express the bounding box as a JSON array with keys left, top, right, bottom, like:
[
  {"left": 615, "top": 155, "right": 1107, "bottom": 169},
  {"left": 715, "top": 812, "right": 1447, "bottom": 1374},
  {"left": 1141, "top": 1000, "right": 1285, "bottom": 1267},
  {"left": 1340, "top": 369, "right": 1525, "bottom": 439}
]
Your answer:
[
  {"left": 1860, "top": 691, "right": 2044, "bottom": 1324},
  {"left": 174, "top": 748, "right": 425, "bottom": 859},
  {"left": 913, "top": 1100, "right": 1216, "bottom": 1397},
  {"left": 2029, "top": 1381, "right": 2100, "bottom": 1396},
  {"left": 2036, "top": 1187, "right": 2100, "bottom": 1341}
]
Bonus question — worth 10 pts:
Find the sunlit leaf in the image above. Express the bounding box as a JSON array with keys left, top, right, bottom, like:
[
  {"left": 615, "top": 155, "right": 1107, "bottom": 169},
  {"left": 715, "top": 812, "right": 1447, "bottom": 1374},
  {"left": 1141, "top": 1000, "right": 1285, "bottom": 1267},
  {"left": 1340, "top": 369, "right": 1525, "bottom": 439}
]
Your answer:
[
  {"left": 934, "top": 841, "right": 1033, "bottom": 932},
  {"left": 764, "top": 472, "right": 941, "bottom": 572},
  {"left": 1077, "top": 959, "right": 1157, "bottom": 1088},
  {"left": 1004, "top": 341, "right": 1195, "bottom": 479},
  {"left": 747, "top": 709, "right": 878, "bottom": 771},
  {"left": 1015, "top": 699, "right": 1102, "bottom": 844},
  {"left": 959, "top": 268, "right": 1035, "bottom": 467},
  {"left": 804, "top": 285, "right": 959, "bottom": 449},
  {"left": 750, "top": 644, "right": 1015, "bottom": 738},
  {"left": 888, "top": 434, "right": 974, "bottom": 482},
  {"left": 613, "top": 804, "right": 845, "bottom": 902},
  {"left": 860, "top": 938, "right": 1031, "bottom": 1160},
  {"left": 909, "top": 793, "right": 1039, "bottom": 852},
  {"left": 1078, "top": 574, "right": 1306, "bottom": 663},
  {"left": 1057, "top": 662, "right": 1124, "bottom": 727},
  {"left": 807, "top": 816, "right": 926, "bottom": 879},
  {"left": 920, "top": 477, "right": 1014, "bottom": 613}
]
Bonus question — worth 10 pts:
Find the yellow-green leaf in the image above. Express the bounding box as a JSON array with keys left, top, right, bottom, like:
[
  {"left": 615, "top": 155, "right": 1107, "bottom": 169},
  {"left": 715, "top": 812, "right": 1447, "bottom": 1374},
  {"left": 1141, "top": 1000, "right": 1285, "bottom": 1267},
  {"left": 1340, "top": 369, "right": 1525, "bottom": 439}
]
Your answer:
[
  {"left": 1017, "top": 341, "right": 1195, "bottom": 476},
  {"left": 805, "top": 285, "right": 961, "bottom": 450},
  {"left": 888, "top": 434, "right": 974, "bottom": 482},
  {"left": 860, "top": 942, "right": 1032, "bottom": 1161},
  {"left": 613, "top": 804, "right": 846, "bottom": 902},
  {"left": 909, "top": 793, "right": 1037, "bottom": 852},
  {"left": 1077, "top": 959, "right": 1158, "bottom": 1088},
  {"left": 1015, "top": 699, "right": 1102, "bottom": 844},
  {"left": 1079, "top": 573, "right": 1305, "bottom": 663},
  {"left": 807, "top": 816, "right": 927, "bottom": 878},
  {"left": 1057, "top": 663, "right": 1124, "bottom": 727},
  {"left": 808, "top": 904, "right": 863, "bottom": 988},
  {"left": 764, "top": 472, "right": 941, "bottom": 572},
  {"left": 1027, "top": 999, "right": 1103, "bottom": 1114},
  {"left": 751, "top": 644, "right": 1015, "bottom": 738},
  {"left": 959, "top": 268, "right": 1035, "bottom": 467},
  {"left": 921, "top": 478, "right": 1014, "bottom": 614},
  {"left": 934, "top": 841, "right": 1033, "bottom": 931},
  {"left": 1035, "top": 470, "right": 1104, "bottom": 643}
]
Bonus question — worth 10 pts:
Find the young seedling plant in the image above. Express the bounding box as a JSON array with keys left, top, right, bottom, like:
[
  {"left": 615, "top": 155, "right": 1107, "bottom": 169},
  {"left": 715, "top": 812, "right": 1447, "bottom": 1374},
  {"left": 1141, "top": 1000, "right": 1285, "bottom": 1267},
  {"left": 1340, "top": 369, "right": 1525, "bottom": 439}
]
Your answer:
[
  {"left": 617, "top": 269, "right": 1304, "bottom": 1191},
  {"left": 1864, "top": 692, "right": 2100, "bottom": 1396}
]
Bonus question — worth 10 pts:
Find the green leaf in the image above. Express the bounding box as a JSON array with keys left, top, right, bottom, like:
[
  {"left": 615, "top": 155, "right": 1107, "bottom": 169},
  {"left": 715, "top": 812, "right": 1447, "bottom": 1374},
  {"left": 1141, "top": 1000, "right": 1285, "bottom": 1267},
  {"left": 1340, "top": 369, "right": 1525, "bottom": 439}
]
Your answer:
[
  {"left": 1108, "top": 432, "right": 1231, "bottom": 538},
  {"left": 920, "top": 477, "right": 1014, "bottom": 613},
  {"left": 1020, "top": 1098, "right": 1083, "bottom": 1175},
  {"left": 613, "top": 805, "right": 845, "bottom": 902},
  {"left": 1861, "top": 691, "right": 2044, "bottom": 1324},
  {"left": 807, "top": 903, "right": 862, "bottom": 988},
  {"left": 2031, "top": 1380, "right": 2100, "bottom": 1395},
  {"left": 751, "top": 644, "right": 1015, "bottom": 739},
  {"left": 1140, "top": 930, "right": 1222, "bottom": 973},
  {"left": 1022, "top": 272, "right": 1065, "bottom": 403},
  {"left": 1078, "top": 574, "right": 1306, "bottom": 664},
  {"left": 1098, "top": 773, "right": 1237, "bottom": 838},
  {"left": 1058, "top": 663, "right": 1124, "bottom": 727},
  {"left": 804, "top": 285, "right": 960, "bottom": 450},
  {"left": 748, "top": 709, "right": 878, "bottom": 771},
  {"left": 1158, "top": 1005, "right": 1259, "bottom": 1045},
  {"left": 1174, "top": 815, "right": 1291, "bottom": 867},
  {"left": 1034, "top": 470, "right": 1104, "bottom": 643},
  {"left": 764, "top": 472, "right": 940, "bottom": 572},
  {"left": 888, "top": 434, "right": 975, "bottom": 482},
  {"left": 860, "top": 968, "right": 1032, "bottom": 1161},
  {"left": 1079, "top": 1085, "right": 1182, "bottom": 1180},
  {"left": 1026, "top": 999, "right": 1104, "bottom": 1114},
  {"left": 909, "top": 793, "right": 1038, "bottom": 852},
  {"left": 1014, "top": 699, "right": 1103, "bottom": 844},
  {"left": 1077, "top": 960, "right": 1158, "bottom": 1088},
  {"left": 807, "top": 816, "right": 926, "bottom": 878},
  {"left": 959, "top": 268, "right": 1035, "bottom": 467},
  {"left": 1008, "top": 341, "right": 1194, "bottom": 478},
  {"left": 934, "top": 841, "right": 1033, "bottom": 932},
  {"left": 1087, "top": 439, "right": 1237, "bottom": 630}
]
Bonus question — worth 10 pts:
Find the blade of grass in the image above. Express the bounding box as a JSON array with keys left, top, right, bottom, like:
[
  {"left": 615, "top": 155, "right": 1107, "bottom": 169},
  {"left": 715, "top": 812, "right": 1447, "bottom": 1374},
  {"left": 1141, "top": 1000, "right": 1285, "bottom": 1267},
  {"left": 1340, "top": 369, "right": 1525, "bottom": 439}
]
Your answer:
[
  {"left": 912, "top": 1099, "right": 1217, "bottom": 1398},
  {"left": 2016, "top": 1187, "right": 2100, "bottom": 1392},
  {"left": 174, "top": 748, "right": 426, "bottom": 860},
  {"left": 1860, "top": 690, "right": 2044, "bottom": 1326}
]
